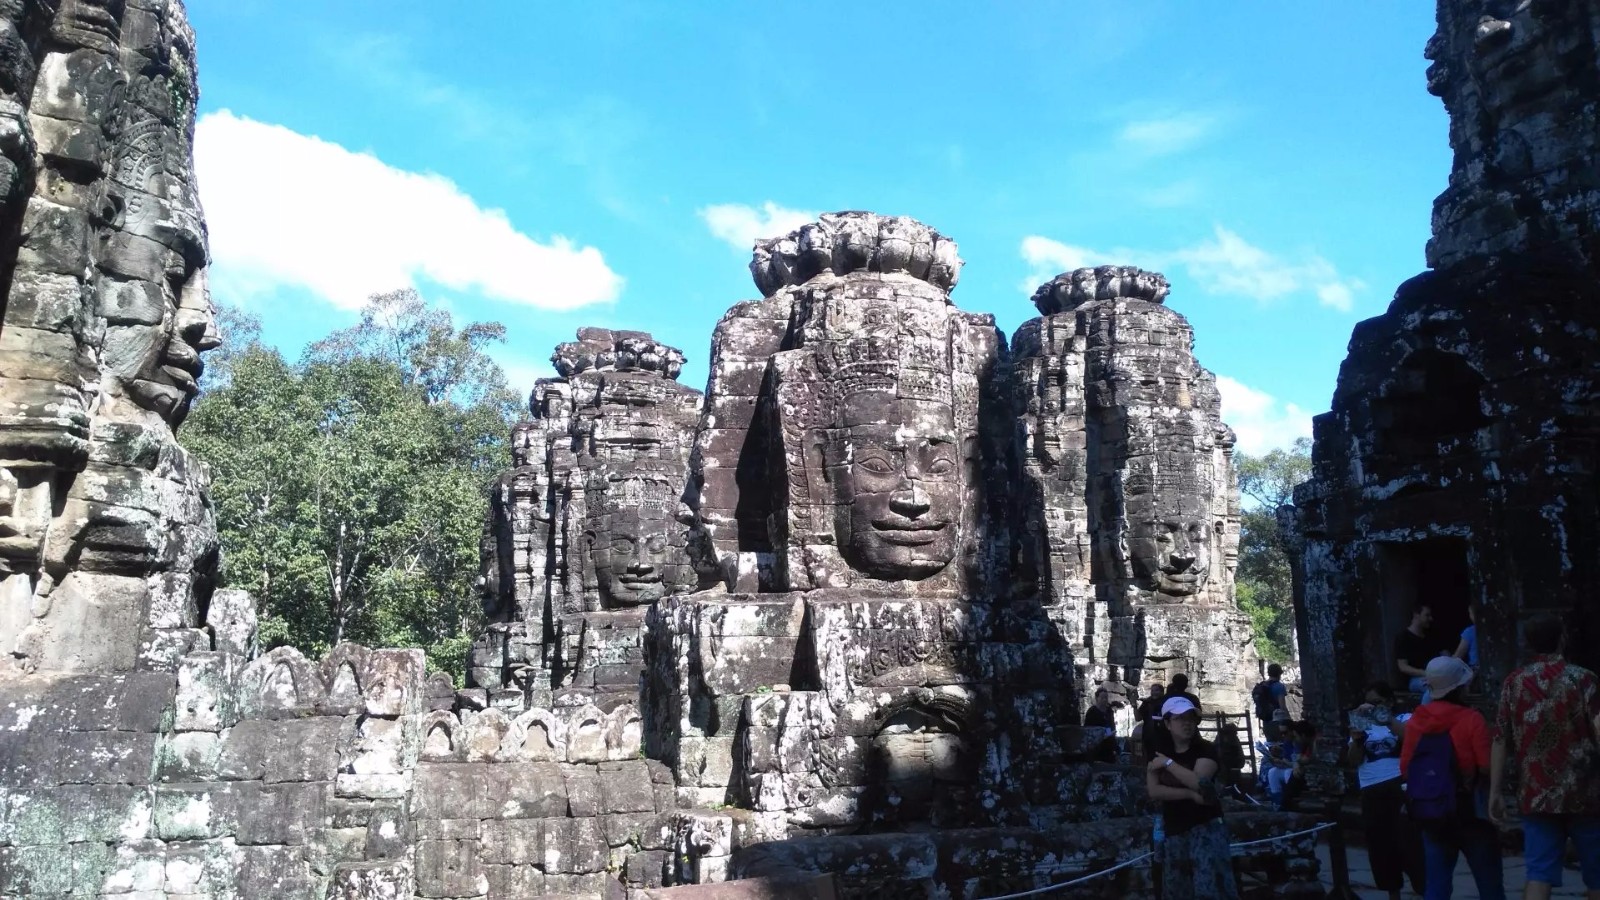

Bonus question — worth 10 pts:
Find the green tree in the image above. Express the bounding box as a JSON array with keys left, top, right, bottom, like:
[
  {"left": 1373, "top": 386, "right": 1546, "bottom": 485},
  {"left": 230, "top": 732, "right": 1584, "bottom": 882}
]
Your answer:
[
  {"left": 184, "top": 291, "right": 517, "bottom": 678},
  {"left": 1235, "top": 437, "right": 1312, "bottom": 662}
]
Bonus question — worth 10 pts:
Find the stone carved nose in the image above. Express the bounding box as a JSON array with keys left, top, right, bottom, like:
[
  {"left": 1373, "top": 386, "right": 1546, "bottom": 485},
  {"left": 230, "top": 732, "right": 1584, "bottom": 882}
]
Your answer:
[{"left": 890, "top": 489, "right": 931, "bottom": 519}]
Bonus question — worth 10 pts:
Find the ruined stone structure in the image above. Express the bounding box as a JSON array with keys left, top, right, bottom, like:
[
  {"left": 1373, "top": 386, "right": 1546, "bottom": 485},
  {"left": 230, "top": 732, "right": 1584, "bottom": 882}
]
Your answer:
[
  {"left": 1011, "top": 266, "right": 1252, "bottom": 712},
  {"left": 0, "top": 0, "right": 221, "bottom": 677},
  {"left": 652, "top": 213, "right": 1073, "bottom": 842},
  {"left": 470, "top": 327, "right": 700, "bottom": 700},
  {"left": 1291, "top": 2, "right": 1600, "bottom": 729},
  {"left": 0, "top": 6, "right": 1297, "bottom": 895}
]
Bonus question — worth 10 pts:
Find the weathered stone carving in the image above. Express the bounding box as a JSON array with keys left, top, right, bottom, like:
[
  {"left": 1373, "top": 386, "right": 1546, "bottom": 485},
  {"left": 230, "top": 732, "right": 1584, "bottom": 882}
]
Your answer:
[
  {"left": 653, "top": 214, "right": 1096, "bottom": 842},
  {"left": 1422, "top": 0, "right": 1600, "bottom": 273},
  {"left": 471, "top": 327, "right": 700, "bottom": 694},
  {"left": 688, "top": 212, "right": 995, "bottom": 596},
  {"left": 1010, "top": 265, "right": 1253, "bottom": 711},
  {"left": 0, "top": 22, "right": 1305, "bottom": 885},
  {"left": 0, "top": 0, "right": 219, "bottom": 675},
  {"left": 1292, "top": 1, "right": 1600, "bottom": 734}
]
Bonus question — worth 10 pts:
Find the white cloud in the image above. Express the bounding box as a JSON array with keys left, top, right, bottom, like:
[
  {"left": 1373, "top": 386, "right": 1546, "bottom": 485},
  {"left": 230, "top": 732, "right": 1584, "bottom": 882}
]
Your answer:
[
  {"left": 699, "top": 202, "right": 817, "bottom": 253},
  {"left": 1117, "top": 111, "right": 1219, "bottom": 157},
  {"left": 1019, "top": 236, "right": 1104, "bottom": 274},
  {"left": 1216, "top": 375, "right": 1314, "bottom": 455},
  {"left": 195, "top": 110, "right": 623, "bottom": 311},
  {"left": 1017, "top": 225, "right": 1364, "bottom": 311},
  {"left": 1174, "top": 226, "right": 1363, "bottom": 311},
  {"left": 1017, "top": 236, "right": 1136, "bottom": 294}
]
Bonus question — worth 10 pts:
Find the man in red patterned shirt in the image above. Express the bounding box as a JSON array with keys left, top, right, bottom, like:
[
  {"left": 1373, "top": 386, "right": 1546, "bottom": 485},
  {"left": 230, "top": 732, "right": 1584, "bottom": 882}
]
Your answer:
[{"left": 1488, "top": 613, "right": 1600, "bottom": 900}]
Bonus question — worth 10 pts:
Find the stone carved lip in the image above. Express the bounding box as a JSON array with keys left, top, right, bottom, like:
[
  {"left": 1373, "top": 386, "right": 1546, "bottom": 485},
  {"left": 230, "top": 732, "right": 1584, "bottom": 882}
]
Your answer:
[
  {"left": 872, "top": 519, "right": 949, "bottom": 546},
  {"left": 162, "top": 341, "right": 204, "bottom": 394},
  {"left": 616, "top": 572, "right": 661, "bottom": 586},
  {"left": 161, "top": 364, "right": 198, "bottom": 394}
]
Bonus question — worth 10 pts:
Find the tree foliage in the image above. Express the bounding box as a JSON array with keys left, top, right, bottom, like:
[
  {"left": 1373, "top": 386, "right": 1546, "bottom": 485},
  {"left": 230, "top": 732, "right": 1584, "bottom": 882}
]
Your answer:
[
  {"left": 1235, "top": 437, "right": 1312, "bottom": 663},
  {"left": 184, "top": 290, "right": 518, "bottom": 678}
]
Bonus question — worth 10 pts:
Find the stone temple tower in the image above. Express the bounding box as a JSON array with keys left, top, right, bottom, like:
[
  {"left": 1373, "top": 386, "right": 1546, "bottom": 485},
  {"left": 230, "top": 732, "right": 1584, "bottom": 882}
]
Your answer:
[{"left": 1009, "top": 265, "right": 1255, "bottom": 714}]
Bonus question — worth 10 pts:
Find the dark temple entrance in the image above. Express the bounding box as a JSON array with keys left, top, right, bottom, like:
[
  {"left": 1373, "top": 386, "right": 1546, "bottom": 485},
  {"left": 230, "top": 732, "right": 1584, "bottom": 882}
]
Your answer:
[{"left": 1377, "top": 538, "right": 1473, "bottom": 681}]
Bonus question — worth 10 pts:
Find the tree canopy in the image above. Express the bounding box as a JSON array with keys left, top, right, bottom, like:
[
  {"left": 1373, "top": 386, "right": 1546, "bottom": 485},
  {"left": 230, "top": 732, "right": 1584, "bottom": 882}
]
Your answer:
[
  {"left": 1235, "top": 437, "right": 1312, "bottom": 663},
  {"left": 184, "top": 290, "right": 518, "bottom": 678}
]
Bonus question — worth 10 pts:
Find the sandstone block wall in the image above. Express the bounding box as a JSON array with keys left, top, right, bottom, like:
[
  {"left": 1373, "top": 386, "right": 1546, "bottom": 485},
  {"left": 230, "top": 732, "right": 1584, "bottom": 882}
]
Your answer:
[{"left": 0, "top": 641, "right": 682, "bottom": 899}]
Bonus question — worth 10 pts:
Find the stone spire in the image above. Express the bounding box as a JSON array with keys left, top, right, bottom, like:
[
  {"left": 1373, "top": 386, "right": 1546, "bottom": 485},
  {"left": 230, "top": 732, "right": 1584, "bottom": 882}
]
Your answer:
[{"left": 1010, "top": 266, "right": 1255, "bottom": 712}]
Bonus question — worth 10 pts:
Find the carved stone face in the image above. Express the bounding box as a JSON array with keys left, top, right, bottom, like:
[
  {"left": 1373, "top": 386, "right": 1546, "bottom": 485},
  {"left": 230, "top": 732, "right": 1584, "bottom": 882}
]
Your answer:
[
  {"left": 830, "top": 422, "right": 960, "bottom": 581},
  {"left": 590, "top": 518, "right": 672, "bottom": 607},
  {"left": 99, "top": 250, "right": 218, "bottom": 428},
  {"left": 1130, "top": 517, "right": 1211, "bottom": 598}
]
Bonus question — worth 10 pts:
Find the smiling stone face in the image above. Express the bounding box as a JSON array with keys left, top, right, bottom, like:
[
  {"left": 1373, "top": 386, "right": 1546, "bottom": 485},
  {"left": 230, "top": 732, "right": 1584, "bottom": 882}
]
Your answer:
[
  {"left": 583, "top": 465, "right": 692, "bottom": 609},
  {"left": 829, "top": 422, "right": 960, "bottom": 582},
  {"left": 1130, "top": 517, "right": 1211, "bottom": 598},
  {"left": 592, "top": 524, "right": 671, "bottom": 607}
]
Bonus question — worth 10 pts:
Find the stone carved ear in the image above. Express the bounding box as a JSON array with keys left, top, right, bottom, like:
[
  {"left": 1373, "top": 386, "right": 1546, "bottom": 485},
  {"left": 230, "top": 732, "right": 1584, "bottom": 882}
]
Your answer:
[{"left": 769, "top": 351, "right": 836, "bottom": 521}]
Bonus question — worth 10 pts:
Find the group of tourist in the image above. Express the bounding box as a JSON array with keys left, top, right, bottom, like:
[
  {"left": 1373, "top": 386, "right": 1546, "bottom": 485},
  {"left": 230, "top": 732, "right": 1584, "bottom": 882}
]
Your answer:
[
  {"left": 1367, "top": 606, "right": 1600, "bottom": 900},
  {"left": 1128, "top": 604, "right": 1600, "bottom": 900}
]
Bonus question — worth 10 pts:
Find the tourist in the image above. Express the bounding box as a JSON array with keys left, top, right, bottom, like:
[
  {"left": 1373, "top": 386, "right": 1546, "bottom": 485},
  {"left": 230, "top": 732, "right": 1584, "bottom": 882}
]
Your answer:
[
  {"left": 1147, "top": 696, "right": 1240, "bottom": 900},
  {"left": 1083, "top": 686, "right": 1114, "bottom": 728},
  {"left": 1137, "top": 683, "right": 1167, "bottom": 725},
  {"left": 1168, "top": 673, "right": 1201, "bottom": 710},
  {"left": 1395, "top": 602, "right": 1438, "bottom": 699},
  {"left": 1452, "top": 602, "right": 1480, "bottom": 669},
  {"left": 1253, "top": 663, "right": 1289, "bottom": 740},
  {"left": 1487, "top": 613, "right": 1600, "bottom": 900},
  {"left": 1400, "top": 656, "right": 1504, "bottom": 900},
  {"left": 1083, "top": 686, "right": 1118, "bottom": 763},
  {"left": 1134, "top": 683, "right": 1167, "bottom": 759},
  {"left": 1347, "top": 681, "right": 1426, "bottom": 900},
  {"left": 1263, "top": 720, "right": 1315, "bottom": 810},
  {"left": 1261, "top": 726, "right": 1299, "bottom": 809}
]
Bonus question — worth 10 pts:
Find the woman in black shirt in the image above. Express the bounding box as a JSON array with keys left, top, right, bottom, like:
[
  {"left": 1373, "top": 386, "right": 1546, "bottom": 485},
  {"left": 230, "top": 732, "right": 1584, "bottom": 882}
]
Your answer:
[{"left": 1146, "top": 696, "right": 1239, "bottom": 900}]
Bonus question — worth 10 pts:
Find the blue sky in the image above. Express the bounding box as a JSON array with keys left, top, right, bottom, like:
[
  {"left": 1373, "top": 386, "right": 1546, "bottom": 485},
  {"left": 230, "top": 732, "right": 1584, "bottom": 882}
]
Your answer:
[{"left": 188, "top": 1, "right": 1447, "bottom": 453}]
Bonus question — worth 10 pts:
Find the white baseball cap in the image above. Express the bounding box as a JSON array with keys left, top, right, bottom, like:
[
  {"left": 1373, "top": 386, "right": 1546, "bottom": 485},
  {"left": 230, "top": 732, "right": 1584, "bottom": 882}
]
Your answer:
[{"left": 1161, "top": 696, "right": 1199, "bottom": 718}]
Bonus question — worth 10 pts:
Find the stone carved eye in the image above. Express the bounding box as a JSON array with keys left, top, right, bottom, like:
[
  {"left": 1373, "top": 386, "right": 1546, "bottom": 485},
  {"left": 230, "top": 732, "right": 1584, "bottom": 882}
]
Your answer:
[
  {"left": 646, "top": 534, "right": 667, "bottom": 554},
  {"left": 855, "top": 453, "right": 896, "bottom": 476},
  {"left": 924, "top": 456, "right": 955, "bottom": 478},
  {"left": 611, "top": 537, "right": 635, "bottom": 554}
]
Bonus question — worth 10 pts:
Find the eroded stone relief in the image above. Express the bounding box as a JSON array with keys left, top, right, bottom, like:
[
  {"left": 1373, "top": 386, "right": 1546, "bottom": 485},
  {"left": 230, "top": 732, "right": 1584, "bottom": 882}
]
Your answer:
[{"left": 0, "top": 0, "right": 218, "bottom": 676}]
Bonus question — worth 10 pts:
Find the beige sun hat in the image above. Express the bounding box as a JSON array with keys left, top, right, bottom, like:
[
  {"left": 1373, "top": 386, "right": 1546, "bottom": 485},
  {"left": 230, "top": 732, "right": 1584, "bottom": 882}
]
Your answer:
[{"left": 1424, "top": 655, "right": 1474, "bottom": 698}]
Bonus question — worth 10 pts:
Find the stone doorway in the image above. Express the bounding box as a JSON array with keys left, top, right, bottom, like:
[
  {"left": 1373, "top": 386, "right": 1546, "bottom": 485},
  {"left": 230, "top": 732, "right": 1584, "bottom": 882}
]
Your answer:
[{"left": 1377, "top": 538, "right": 1473, "bottom": 679}]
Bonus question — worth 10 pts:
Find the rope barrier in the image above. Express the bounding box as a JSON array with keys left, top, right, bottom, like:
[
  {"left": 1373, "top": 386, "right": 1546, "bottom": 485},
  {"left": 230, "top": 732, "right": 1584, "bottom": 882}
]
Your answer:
[
  {"left": 971, "top": 820, "right": 1337, "bottom": 899},
  {"left": 1229, "top": 821, "right": 1335, "bottom": 850},
  {"left": 974, "top": 851, "right": 1155, "bottom": 900}
]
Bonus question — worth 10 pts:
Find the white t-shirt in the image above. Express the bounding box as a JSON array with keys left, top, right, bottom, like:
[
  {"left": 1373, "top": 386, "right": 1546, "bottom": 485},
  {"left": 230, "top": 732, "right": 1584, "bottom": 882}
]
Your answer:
[{"left": 1354, "top": 714, "right": 1409, "bottom": 789}]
